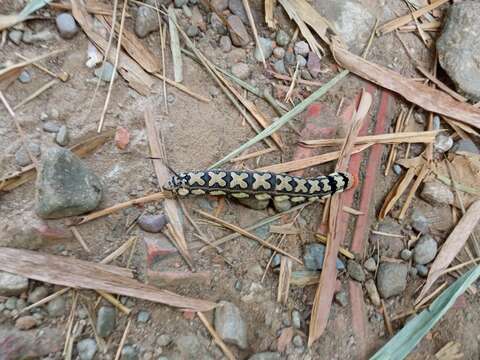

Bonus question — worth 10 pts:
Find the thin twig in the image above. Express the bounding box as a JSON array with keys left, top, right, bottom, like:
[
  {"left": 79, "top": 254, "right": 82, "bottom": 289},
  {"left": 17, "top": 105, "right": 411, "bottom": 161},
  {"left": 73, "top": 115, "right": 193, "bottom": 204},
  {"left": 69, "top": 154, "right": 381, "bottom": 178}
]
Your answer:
[
  {"left": 114, "top": 318, "right": 132, "bottom": 360},
  {"left": 197, "top": 312, "right": 236, "bottom": 360}
]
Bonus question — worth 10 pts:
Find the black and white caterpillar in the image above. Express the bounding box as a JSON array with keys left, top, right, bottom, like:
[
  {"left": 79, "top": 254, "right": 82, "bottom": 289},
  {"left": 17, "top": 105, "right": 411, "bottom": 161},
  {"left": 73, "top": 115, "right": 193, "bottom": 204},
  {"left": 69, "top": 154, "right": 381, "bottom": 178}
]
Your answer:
[{"left": 164, "top": 170, "right": 357, "bottom": 203}]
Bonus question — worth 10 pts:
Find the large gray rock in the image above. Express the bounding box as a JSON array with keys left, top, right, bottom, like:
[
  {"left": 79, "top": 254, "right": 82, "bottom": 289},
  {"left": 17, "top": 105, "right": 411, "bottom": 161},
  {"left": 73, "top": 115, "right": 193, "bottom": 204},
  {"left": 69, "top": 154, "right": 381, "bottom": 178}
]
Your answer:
[
  {"left": 0, "top": 271, "right": 28, "bottom": 296},
  {"left": 437, "top": 2, "right": 480, "bottom": 101},
  {"left": 35, "top": 147, "right": 103, "bottom": 219},
  {"left": 376, "top": 262, "right": 408, "bottom": 299},
  {"left": 214, "top": 301, "right": 247, "bottom": 349}
]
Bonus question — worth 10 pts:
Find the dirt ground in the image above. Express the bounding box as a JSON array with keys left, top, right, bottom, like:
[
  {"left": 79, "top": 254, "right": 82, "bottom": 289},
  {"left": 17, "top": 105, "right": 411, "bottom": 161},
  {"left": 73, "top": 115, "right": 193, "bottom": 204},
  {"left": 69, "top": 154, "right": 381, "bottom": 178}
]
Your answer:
[{"left": 0, "top": 0, "right": 479, "bottom": 359}]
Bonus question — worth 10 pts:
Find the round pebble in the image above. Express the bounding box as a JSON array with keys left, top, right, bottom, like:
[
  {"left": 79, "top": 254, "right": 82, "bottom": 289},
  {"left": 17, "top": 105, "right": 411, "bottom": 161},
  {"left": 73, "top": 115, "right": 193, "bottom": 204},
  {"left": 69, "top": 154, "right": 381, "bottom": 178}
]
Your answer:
[
  {"left": 15, "top": 315, "right": 37, "bottom": 330},
  {"left": 291, "top": 310, "right": 301, "bottom": 329},
  {"left": 157, "top": 334, "right": 172, "bottom": 347},
  {"left": 42, "top": 121, "right": 61, "bottom": 133},
  {"left": 347, "top": 260, "right": 365, "bottom": 282},
  {"left": 276, "top": 30, "right": 290, "bottom": 47},
  {"left": 94, "top": 62, "right": 116, "bottom": 82},
  {"left": 273, "top": 47, "right": 285, "bottom": 59},
  {"left": 186, "top": 25, "right": 199, "bottom": 37},
  {"left": 28, "top": 286, "right": 49, "bottom": 304},
  {"left": 47, "top": 296, "right": 66, "bottom": 317},
  {"left": 413, "top": 235, "right": 438, "bottom": 265},
  {"left": 138, "top": 214, "right": 167, "bottom": 233},
  {"left": 9, "top": 30, "right": 23, "bottom": 45},
  {"left": 231, "top": 63, "right": 251, "bottom": 80},
  {"left": 393, "top": 164, "right": 402, "bottom": 175},
  {"left": 416, "top": 264, "right": 429, "bottom": 277},
  {"left": 292, "top": 335, "right": 304, "bottom": 348},
  {"left": 219, "top": 36, "right": 232, "bottom": 53},
  {"left": 400, "top": 249, "right": 412, "bottom": 261},
  {"left": 5, "top": 297, "right": 17, "bottom": 310},
  {"left": 294, "top": 41, "right": 310, "bottom": 56},
  {"left": 121, "top": 345, "right": 139, "bottom": 360},
  {"left": 364, "top": 257, "right": 377, "bottom": 272},
  {"left": 56, "top": 13, "right": 79, "bottom": 39},
  {"left": 271, "top": 254, "right": 281, "bottom": 268},
  {"left": 16, "top": 298, "right": 27, "bottom": 310},
  {"left": 137, "top": 310, "right": 150, "bottom": 323},
  {"left": 434, "top": 134, "right": 453, "bottom": 153},
  {"left": 18, "top": 70, "right": 32, "bottom": 83},
  {"left": 296, "top": 55, "right": 307, "bottom": 67},
  {"left": 55, "top": 125, "right": 69, "bottom": 146},
  {"left": 77, "top": 338, "right": 97, "bottom": 360}
]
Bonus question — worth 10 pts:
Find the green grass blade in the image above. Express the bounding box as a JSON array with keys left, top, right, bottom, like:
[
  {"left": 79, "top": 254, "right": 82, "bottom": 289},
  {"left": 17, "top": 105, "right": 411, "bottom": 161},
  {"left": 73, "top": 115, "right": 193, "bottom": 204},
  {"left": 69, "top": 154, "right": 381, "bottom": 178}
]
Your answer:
[
  {"left": 19, "top": 0, "right": 51, "bottom": 18},
  {"left": 370, "top": 265, "right": 480, "bottom": 360},
  {"left": 209, "top": 69, "right": 349, "bottom": 169}
]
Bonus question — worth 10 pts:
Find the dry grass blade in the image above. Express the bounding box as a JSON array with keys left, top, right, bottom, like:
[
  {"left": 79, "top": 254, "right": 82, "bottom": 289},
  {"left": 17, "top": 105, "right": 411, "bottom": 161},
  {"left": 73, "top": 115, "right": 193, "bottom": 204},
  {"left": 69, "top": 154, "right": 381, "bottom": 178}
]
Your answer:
[
  {"left": 70, "top": 226, "right": 90, "bottom": 252},
  {"left": 415, "top": 65, "right": 467, "bottom": 103},
  {"left": 13, "top": 78, "right": 60, "bottom": 110},
  {"left": 231, "top": 147, "right": 276, "bottom": 162},
  {"left": 435, "top": 342, "right": 464, "bottom": 360},
  {"left": 0, "top": 0, "right": 50, "bottom": 31},
  {"left": 265, "top": 0, "right": 276, "bottom": 29},
  {"left": 314, "top": 234, "right": 354, "bottom": 259},
  {"left": 332, "top": 43, "right": 480, "bottom": 128},
  {"left": 379, "top": 167, "right": 418, "bottom": 219},
  {"left": 168, "top": 5, "right": 183, "bottom": 82},
  {"left": 0, "top": 247, "right": 216, "bottom": 311},
  {"left": 49, "top": 1, "right": 122, "bottom": 16},
  {"left": 243, "top": 0, "right": 265, "bottom": 67},
  {"left": 97, "top": 290, "right": 131, "bottom": 314},
  {"left": 114, "top": 318, "right": 132, "bottom": 360},
  {"left": 197, "top": 312, "right": 237, "bottom": 360},
  {"left": 417, "top": 200, "right": 480, "bottom": 302},
  {"left": 398, "top": 164, "right": 429, "bottom": 220},
  {"left": 277, "top": 257, "right": 292, "bottom": 304}
]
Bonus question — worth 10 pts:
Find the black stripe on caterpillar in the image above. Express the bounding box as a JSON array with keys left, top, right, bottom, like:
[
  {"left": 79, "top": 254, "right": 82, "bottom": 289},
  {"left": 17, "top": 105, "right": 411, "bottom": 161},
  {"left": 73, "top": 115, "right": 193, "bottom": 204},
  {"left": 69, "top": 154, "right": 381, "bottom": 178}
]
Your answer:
[{"left": 164, "top": 170, "right": 357, "bottom": 203}]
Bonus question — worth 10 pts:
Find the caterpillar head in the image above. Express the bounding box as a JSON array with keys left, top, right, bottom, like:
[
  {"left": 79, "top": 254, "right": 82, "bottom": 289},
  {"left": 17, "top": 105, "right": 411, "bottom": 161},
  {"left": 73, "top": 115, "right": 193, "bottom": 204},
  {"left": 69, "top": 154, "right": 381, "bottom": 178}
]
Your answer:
[{"left": 164, "top": 173, "right": 190, "bottom": 196}]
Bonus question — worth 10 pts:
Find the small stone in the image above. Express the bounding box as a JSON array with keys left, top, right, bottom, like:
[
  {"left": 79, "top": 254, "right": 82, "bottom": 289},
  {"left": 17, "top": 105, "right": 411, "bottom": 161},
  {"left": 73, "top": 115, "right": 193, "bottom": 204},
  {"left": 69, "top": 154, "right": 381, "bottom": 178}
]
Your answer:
[
  {"left": 175, "top": 335, "right": 213, "bottom": 360},
  {"left": 121, "top": 345, "right": 138, "bottom": 360},
  {"left": 138, "top": 214, "right": 167, "bottom": 233},
  {"left": 18, "top": 70, "right": 32, "bottom": 83},
  {"left": 55, "top": 125, "right": 69, "bottom": 146},
  {"left": 273, "top": 60, "right": 286, "bottom": 75},
  {"left": 77, "top": 338, "right": 97, "bottom": 360},
  {"left": 5, "top": 297, "right": 17, "bottom": 310},
  {"left": 15, "top": 316, "right": 37, "bottom": 330},
  {"left": 420, "top": 181, "right": 454, "bottom": 206},
  {"left": 271, "top": 254, "right": 282, "bottom": 268},
  {"left": 433, "top": 115, "right": 441, "bottom": 130},
  {"left": 303, "top": 243, "right": 345, "bottom": 271},
  {"left": 292, "top": 335, "right": 304, "bottom": 348},
  {"left": 255, "top": 37, "right": 274, "bottom": 62},
  {"left": 365, "top": 279, "right": 381, "bottom": 307},
  {"left": 0, "top": 272, "right": 28, "bottom": 296},
  {"left": 434, "top": 134, "right": 454, "bottom": 153},
  {"left": 229, "top": 0, "right": 248, "bottom": 24},
  {"left": 137, "top": 310, "right": 150, "bottom": 323},
  {"left": 292, "top": 310, "right": 301, "bottom": 329},
  {"left": 334, "top": 291, "right": 348, "bottom": 307},
  {"left": 186, "top": 25, "right": 199, "bottom": 37},
  {"left": 174, "top": 0, "right": 188, "bottom": 7},
  {"left": 227, "top": 15, "right": 250, "bottom": 46},
  {"left": 214, "top": 301, "right": 247, "bottom": 349},
  {"left": 273, "top": 47, "right": 285, "bottom": 59},
  {"left": 231, "top": 63, "right": 251, "bottom": 80},
  {"left": 9, "top": 30, "right": 23, "bottom": 45},
  {"left": 364, "top": 257, "right": 377, "bottom": 272},
  {"left": 94, "top": 62, "right": 116, "bottom": 82},
  {"left": 294, "top": 41, "right": 310, "bottom": 57},
  {"left": 248, "top": 352, "right": 281, "bottom": 360},
  {"left": 411, "top": 209, "right": 430, "bottom": 234},
  {"left": 55, "top": 13, "right": 78, "bottom": 39},
  {"left": 96, "top": 306, "right": 116, "bottom": 337},
  {"left": 408, "top": 267, "right": 418, "bottom": 277},
  {"left": 275, "top": 30, "right": 289, "bottom": 47},
  {"left": 157, "top": 334, "right": 172, "bottom": 347},
  {"left": 167, "top": 93, "right": 176, "bottom": 104},
  {"left": 219, "top": 36, "right": 232, "bottom": 52},
  {"left": 47, "top": 296, "right": 66, "bottom": 317},
  {"left": 284, "top": 51, "right": 295, "bottom": 66},
  {"left": 273, "top": 199, "right": 291, "bottom": 212},
  {"left": 413, "top": 235, "right": 438, "bottom": 265},
  {"left": 15, "top": 143, "right": 41, "bottom": 167},
  {"left": 35, "top": 147, "right": 103, "bottom": 219},
  {"left": 306, "top": 52, "right": 322, "bottom": 77},
  {"left": 234, "top": 279, "right": 242, "bottom": 291},
  {"left": 400, "top": 249, "right": 412, "bottom": 261},
  {"left": 376, "top": 262, "right": 408, "bottom": 299},
  {"left": 42, "top": 121, "right": 61, "bottom": 133},
  {"left": 211, "top": 0, "right": 229, "bottom": 12},
  {"left": 211, "top": 13, "right": 227, "bottom": 35},
  {"left": 40, "top": 112, "right": 49, "bottom": 121},
  {"left": 16, "top": 298, "right": 26, "bottom": 311},
  {"left": 236, "top": 197, "right": 269, "bottom": 210},
  {"left": 452, "top": 139, "right": 480, "bottom": 154},
  {"left": 182, "top": 4, "right": 192, "bottom": 17},
  {"left": 393, "top": 164, "right": 402, "bottom": 175},
  {"left": 347, "top": 260, "right": 365, "bottom": 282},
  {"left": 135, "top": 6, "right": 160, "bottom": 38},
  {"left": 115, "top": 127, "right": 130, "bottom": 150},
  {"left": 23, "top": 29, "right": 56, "bottom": 43},
  {"left": 209, "top": 86, "right": 220, "bottom": 97},
  {"left": 416, "top": 264, "right": 429, "bottom": 277},
  {"left": 296, "top": 55, "right": 307, "bottom": 67},
  {"left": 191, "top": 5, "right": 206, "bottom": 31}
]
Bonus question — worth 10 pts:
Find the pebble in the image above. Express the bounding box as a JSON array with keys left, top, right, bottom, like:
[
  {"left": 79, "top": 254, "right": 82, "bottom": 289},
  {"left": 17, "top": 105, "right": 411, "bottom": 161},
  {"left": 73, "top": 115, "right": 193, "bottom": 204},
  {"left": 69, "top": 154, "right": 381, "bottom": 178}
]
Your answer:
[
  {"left": 167, "top": 93, "right": 176, "bottom": 104},
  {"left": 94, "top": 62, "right": 116, "bottom": 82},
  {"left": 408, "top": 267, "right": 418, "bottom": 277},
  {"left": 55, "top": 125, "right": 69, "bottom": 146},
  {"left": 18, "top": 70, "right": 32, "bottom": 83},
  {"left": 182, "top": 4, "right": 192, "bottom": 17},
  {"left": 303, "top": 243, "right": 345, "bottom": 271},
  {"left": 411, "top": 209, "right": 430, "bottom": 234},
  {"left": 273, "top": 59, "right": 287, "bottom": 74},
  {"left": 416, "top": 264, "right": 429, "bottom": 277},
  {"left": 291, "top": 310, "right": 301, "bottom": 329},
  {"left": 296, "top": 55, "right": 307, "bottom": 67},
  {"left": 393, "top": 164, "right": 402, "bottom": 175},
  {"left": 121, "top": 345, "right": 139, "bottom": 360},
  {"left": 137, "top": 310, "right": 150, "bottom": 323},
  {"left": 364, "top": 257, "right": 377, "bottom": 272},
  {"left": 15, "top": 316, "right": 37, "bottom": 330},
  {"left": 284, "top": 51, "right": 295, "bottom": 66},
  {"left": 273, "top": 199, "right": 291, "bottom": 212},
  {"left": 175, "top": 335, "right": 213, "bottom": 360},
  {"left": 219, "top": 36, "right": 232, "bottom": 52},
  {"left": 376, "top": 262, "right": 408, "bottom": 299},
  {"left": 292, "top": 335, "right": 304, "bottom": 348},
  {"left": 214, "top": 301, "right": 247, "bottom": 349},
  {"left": 174, "top": 0, "right": 188, "bottom": 7},
  {"left": 77, "top": 338, "right": 97, "bottom": 360},
  {"left": 47, "top": 296, "right": 66, "bottom": 317},
  {"left": 5, "top": 297, "right": 17, "bottom": 310},
  {"left": 452, "top": 139, "right": 480, "bottom": 154},
  {"left": 42, "top": 121, "right": 61, "bottom": 133},
  {"left": 231, "top": 62, "right": 251, "bottom": 80},
  {"left": 9, "top": 30, "right": 23, "bottom": 45},
  {"left": 0, "top": 272, "right": 28, "bottom": 296},
  {"left": 186, "top": 25, "right": 199, "bottom": 37},
  {"left": 211, "top": 0, "right": 229, "bottom": 12},
  {"left": 227, "top": 15, "right": 250, "bottom": 47},
  {"left": 271, "top": 254, "right": 282, "bottom": 268},
  {"left": 294, "top": 41, "right": 310, "bottom": 57},
  {"left": 97, "top": 306, "right": 116, "bottom": 337},
  {"left": 434, "top": 134, "right": 454, "bottom": 153},
  {"left": 413, "top": 235, "right": 438, "bottom": 265},
  {"left": 211, "top": 13, "right": 227, "bottom": 35},
  {"left": 334, "top": 291, "right": 348, "bottom": 307},
  {"left": 135, "top": 6, "right": 160, "bottom": 38},
  {"left": 15, "top": 143, "right": 41, "bottom": 167},
  {"left": 365, "top": 279, "right": 381, "bottom": 307},
  {"left": 35, "top": 147, "right": 103, "bottom": 219},
  {"left": 138, "top": 214, "right": 167, "bottom": 233},
  {"left": 55, "top": 13, "right": 78, "bottom": 39},
  {"left": 275, "top": 30, "right": 290, "bottom": 47},
  {"left": 248, "top": 353, "right": 281, "bottom": 360},
  {"left": 16, "top": 298, "right": 26, "bottom": 310},
  {"left": 307, "top": 52, "right": 322, "bottom": 78},
  {"left": 433, "top": 115, "right": 441, "bottom": 130},
  {"left": 420, "top": 181, "right": 454, "bottom": 206},
  {"left": 400, "top": 249, "right": 412, "bottom": 261},
  {"left": 347, "top": 260, "right": 365, "bottom": 282},
  {"left": 237, "top": 197, "right": 269, "bottom": 210},
  {"left": 23, "top": 29, "right": 56, "bottom": 43},
  {"left": 273, "top": 47, "right": 285, "bottom": 59},
  {"left": 255, "top": 37, "right": 274, "bottom": 62},
  {"left": 234, "top": 279, "right": 242, "bottom": 291},
  {"left": 157, "top": 334, "right": 172, "bottom": 347},
  {"left": 229, "top": 0, "right": 248, "bottom": 24}
]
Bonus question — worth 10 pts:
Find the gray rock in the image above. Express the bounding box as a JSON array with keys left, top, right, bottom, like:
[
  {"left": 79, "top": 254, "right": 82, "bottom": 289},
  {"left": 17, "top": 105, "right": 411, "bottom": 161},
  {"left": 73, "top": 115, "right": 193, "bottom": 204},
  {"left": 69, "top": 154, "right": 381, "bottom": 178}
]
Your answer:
[
  {"left": 273, "top": 59, "right": 287, "bottom": 75},
  {"left": 135, "top": 6, "right": 160, "bottom": 38},
  {"left": 400, "top": 249, "right": 412, "bottom": 261},
  {"left": 313, "top": 0, "right": 375, "bottom": 53},
  {"left": 284, "top": 51, "right": 295, "bottom": 66},
  {"left": 211, "top": 13, "right": 227, "bottom": 35},
  {"left": 214, "top": 301, "right": 247, "bottom": 349},
  {"left": 16, "top": 298, "right": 26, "bottom": 311},
  {"left": 255, "top": 37, "right": 273, "bottom": 62},
  {"left": 96, "top": 306, "right": 116, "bottom": 337},
  {"left": 175, "top": 335, "right": 213, "bottom": 360},
  {"left": 121, "top": 345, "right": 138, "bottom": 360},
  {"left": 307, "top": 52, "right": 322, "bottom": 78},
  {"left": 219, "top": 36, "right": 232, "bottom": 52},
  {"left": 186, "top": 25, "right": 199, "bottom": 37},
  {"left": 413, "top": 235, "right": 437, "bottom": 265},
  {"left": 296, "top": 55, "right": 307, "bottom": 67},
  {"left": 211, "top": 0, "right": 229, "bottom": 12},
  {"left": 5, "top": 297, "right": 17, "bottom": 310},
  {"left": 23, "top": 29, "right": 57, "bottom": 43},
  {"left": 42, "top": 121, "right": 61, "bottom": 133},
  {"left": 55, "top": 125, "right": 69, "bottom": 146},
  {"left": 18, "top": 70, "right": 32, "bottom": 83},
  {"left": 182, "top": 5, "right": 192, "bottom": 18},
  {"left": 301, "top": 69, "right": 313, "bottom": 80},
  {"left": 9, "top": 30, "right": 23, "bottom": 45},
  {"left": 433, "top": 115, "right": 441, "bottom": 130},
  {"left": 334, "top": 291, "right": 348, "bottom": 307},
  {"left": 137, "top": 310, "right": 150, "bottom": 323},
  {"left": 408, "top": 266, "right": 418, "bottom": 277},
  {"left": 94, "top": 62, "right": 116, "bottom": 82},
  {"left": 174, "top": 0, "right": 188, "bottom": 7},
  {"left": 138, "top": 214, "right": 167, "bottom": 233},
  {"left": 15, "top": 143, "right": 41, "bottom": 167},
  {"left": 303, "top": 243, "right": 345, "bottom": 271},
  {"left": 157, "top": 334, "right": 172, "bottom": 347},
  {"left": 231, "top": 62, "right": 251, "bottom": 80},
  {"left": 273, "top": 47, "right": 285, "bottom": 59},
  {"left": 236, "top": 197, "right": 269, "bottom": 210},
  {"left": 364, "top": 257, "right": 377, "bottom": 272},
  {"left": 248, "top": 353, "right": 281, "bottom": 360},
  {"left": 376, "top": 262, "right": 408, "bottom": 299},
  {"left": 292, "top": 335, "right": 304, "bottom": 348},
  {"left": 411, "top": 209, "right": 430, "bottom": 234},
  {"left": 365, "top": 279, "right": 381, "bottom": 307},
  {"left": 437, "top": 2, "right": 480, "bottom": 101},
  {"left": 271, "top": 254, "right": 282, "bottom": 268},
  {"left": 452, "top": 139, "right": 480, "bottom": 154},
  {"left": 0, "top": 272, "right": 28, "bottom": 296},
  {"left": 35, "top": 147, "right": 103, "bottom": 219},
  {"left": 420, "top": 181, "right": 454, "bottom": 206},
  {"left": 371, "top": 219, "right": 404, "bottom": 258},
  {"left": 47, "top": 296, "right": 66, "bottom": 317},
  {"left": 434, "top": 134, "right": 454, "bottom": 153},
  {"left": 273, "top": 199, "right": 291, "bottom": 212},
  {"left": 56, "top": 13, "right": 78, "bottom": 39},
  {"left": 393, "top": 164, "right": 402, "bottom": 175},
  {"left": 347, "top": 260, "right": 365, "bottom": 282},
  {"left": 229, "top": 0, "right": 248, "bottom": 24},
  {"left": 77, "top": 338, "right": 97, "bottom": 360},
  {"left": 275, "top": 30, "right": 290, "bottom": 47},
  {"left": 294, "top": 41, "right": 310, "bottom": 57},
  {"left": 291, "top": 310, "right": 301, "bottom": 329},
  {"left": 227, "top": 15, "right": 250, "bottom": 47},
  {"left": 28, "top": 286, "right": 49, "bottom": 304},
  {"left": 416, "top": 264, "right": 429, "bottom": 277}
]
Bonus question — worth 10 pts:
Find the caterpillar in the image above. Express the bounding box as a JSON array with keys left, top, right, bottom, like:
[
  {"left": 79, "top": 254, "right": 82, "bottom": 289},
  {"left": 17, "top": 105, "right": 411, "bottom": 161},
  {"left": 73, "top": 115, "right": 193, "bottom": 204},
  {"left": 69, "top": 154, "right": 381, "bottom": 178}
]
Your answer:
[{"left": 164, "top": 170, "right": 357, "bottom": 203}]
